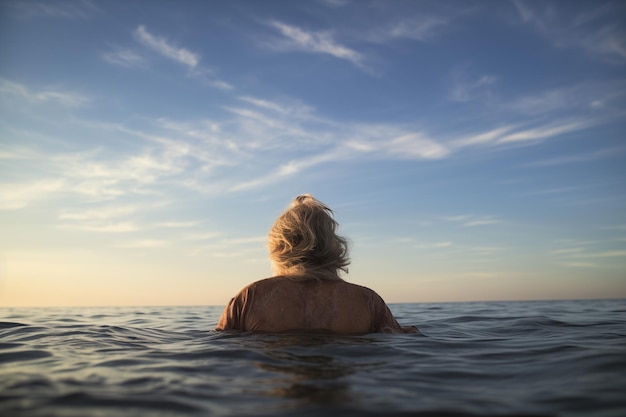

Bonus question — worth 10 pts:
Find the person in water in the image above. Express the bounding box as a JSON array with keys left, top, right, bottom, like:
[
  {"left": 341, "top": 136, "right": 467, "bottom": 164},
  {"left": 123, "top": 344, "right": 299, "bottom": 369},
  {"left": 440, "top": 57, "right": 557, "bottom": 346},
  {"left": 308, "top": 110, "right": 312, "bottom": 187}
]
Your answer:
[{"left": 215, "top": 194, "right": 418, "bottom": 334}]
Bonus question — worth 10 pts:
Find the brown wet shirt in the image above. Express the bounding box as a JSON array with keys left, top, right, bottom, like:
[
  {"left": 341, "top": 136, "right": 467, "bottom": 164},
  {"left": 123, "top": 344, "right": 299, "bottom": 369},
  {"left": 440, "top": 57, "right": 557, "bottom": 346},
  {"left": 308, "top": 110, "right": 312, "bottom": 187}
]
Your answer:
[{"left": 215, "top": 276, "right": 412, "bottom": 334}]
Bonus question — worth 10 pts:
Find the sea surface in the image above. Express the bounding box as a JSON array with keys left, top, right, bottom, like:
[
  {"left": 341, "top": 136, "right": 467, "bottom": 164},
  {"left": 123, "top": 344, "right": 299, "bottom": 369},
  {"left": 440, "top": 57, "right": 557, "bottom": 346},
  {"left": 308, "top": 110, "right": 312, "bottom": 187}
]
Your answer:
[{"left": 1, "top": 299, "right": 625, "bottom": 417}]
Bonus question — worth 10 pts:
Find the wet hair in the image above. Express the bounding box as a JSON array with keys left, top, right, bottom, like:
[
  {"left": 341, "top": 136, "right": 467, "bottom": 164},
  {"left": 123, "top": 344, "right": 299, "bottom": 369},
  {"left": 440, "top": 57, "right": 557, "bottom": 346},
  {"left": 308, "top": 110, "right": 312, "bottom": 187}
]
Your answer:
[{"left": 268, "top": 194, "right": 350, "bottom": 280}]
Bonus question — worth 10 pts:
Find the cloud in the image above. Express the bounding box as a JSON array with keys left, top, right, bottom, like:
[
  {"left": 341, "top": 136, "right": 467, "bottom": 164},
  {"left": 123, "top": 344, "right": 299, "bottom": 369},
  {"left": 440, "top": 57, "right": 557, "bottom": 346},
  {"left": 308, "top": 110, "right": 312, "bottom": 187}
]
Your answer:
[
  {"left": 588, "top": 250, "right": 626, "bottom": 258},
  {"left": 266, "top": 20, "right": 365, "bottom": 68},
  {"left": 551, "top": 241, "right": 626, "bottom": 262},
  {"left": 183, "top": 232, "right": 221, "bottom": 241},
  {"left": 443, "top": 214, "right": 501, "bottom": 227},
  {"left": 238, "top": 96, "right": 290, "bottom": 114},
  {"left": 387, "top": 133, "right": 450, "bottom": 159},
  {"left": 188, "top": 68, "right": 234, "bottom": 90},
  {"left": 414, "top": 241, "right": 454, "bottom": 250},
  {"left": 449, "top": 75, "right": 498, "bottom": 103},
  {"left": 230, "top": 128, "right": 450, "bottom": 192},
  {"left": 318, "top": 0, "right": 350, "bottom": 7},
  {"left": 0, "top": 179, "right": 65, "bottom": 210},
  {"left": 563, "top": 262, "right": 596, "bottom": 268},
  {"left": 497, "top": 120, "right": 593, "bottom": 143},
  {"left": 109, "top": 28, "right": 231, "bottom": 89},
  {"left": 59, "top": 205, "right": 137, "bottom": 220},
  {"left": 512, "top": 0, "right": 626, "bottom": 63},
  {"left": 134, "top": 25, "right": 199, "bottom": 68},
  {"left": 222, "top": 105, "right": 320, "bottom": 149},
  {"left": 452, "top": 126, "right": 517, "bottom": 147},
  {"left": 0, "top": 73, "right": 612, "bottom": 205},
  {"left": 156, "top": 221, "right": 199, "bottom": 228},
  {"left": 56, "top": 201, "right": 177, "bottom": 235},
  {"left": 366, "top": 16, "right": 448, "bottom": 43},
  {"left": 525, "top": 146, "right": 626, "bottom": 167},
  {"left": 8, "top": 0, "right": 100, "bottom": 19},
  {"left": 102, "top": 49, "right": 146, "bottom": 68},
  {"left": 0, "top": 79, "right": 88, "bottom": 107},
  {"left": 453, "top": 119, "right": 595, "bottom": 148},
  {"left": 231, "top": 149, "right": 343, "bottom": 192},
  {"left": 58, "top": 222, "right": 139, "bottom": 233},
  {"left": 508, "top": 88, "right": 577, "bottom": 115},
  {"left": 190, "top": 236, "right": 266, "bottom": 257},
  {"left": 0, "top": 130, "right": 197, "bottom": 211},
  {"left": 464, "top": 219, "right": 501, "bottom": 227},
  {"left": 525, "top": 186, "right": 580, "bottom": 196},
  {"left": 387, "top": 17, "right": 448, "bottom": 42},
  {"left": 114, "top": 239, "right": 168, "bottom": 248},
  {"left": 552, "top": 248, "right": 584, "bottom": 255},
  {"left": 507, "top": 81, "right": 626, "bottom": 115}
]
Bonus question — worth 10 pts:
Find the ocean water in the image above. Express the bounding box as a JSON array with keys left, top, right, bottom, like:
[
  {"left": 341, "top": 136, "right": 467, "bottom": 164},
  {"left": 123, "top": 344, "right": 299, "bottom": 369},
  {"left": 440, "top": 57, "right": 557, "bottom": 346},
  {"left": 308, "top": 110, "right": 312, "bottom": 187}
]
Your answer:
[{"left": 1, "top": 299, "right": 625, "bottom": 417}]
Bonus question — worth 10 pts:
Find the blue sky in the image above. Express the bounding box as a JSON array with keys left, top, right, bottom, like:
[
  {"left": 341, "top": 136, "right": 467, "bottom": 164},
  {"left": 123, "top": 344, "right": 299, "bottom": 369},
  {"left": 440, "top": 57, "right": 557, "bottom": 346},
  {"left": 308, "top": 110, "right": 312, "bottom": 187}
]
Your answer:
[{"left": 1, "top": 0, "right": 625, "bottom": 307}]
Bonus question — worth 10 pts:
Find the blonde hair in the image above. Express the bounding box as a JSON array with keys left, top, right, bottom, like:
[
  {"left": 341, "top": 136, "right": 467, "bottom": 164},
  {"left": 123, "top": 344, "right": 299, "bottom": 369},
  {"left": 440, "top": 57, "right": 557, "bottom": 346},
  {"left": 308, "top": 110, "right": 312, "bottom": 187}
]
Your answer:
[{"left": 268, "top": 194, "right": 350, "bottom": 280}]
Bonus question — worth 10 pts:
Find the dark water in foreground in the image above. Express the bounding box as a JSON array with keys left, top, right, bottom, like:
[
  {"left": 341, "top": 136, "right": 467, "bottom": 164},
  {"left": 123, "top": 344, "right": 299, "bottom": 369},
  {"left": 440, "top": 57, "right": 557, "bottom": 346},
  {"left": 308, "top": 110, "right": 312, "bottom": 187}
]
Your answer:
[{"left": 1, "top": 300, "right": 625, "bottom": 417}]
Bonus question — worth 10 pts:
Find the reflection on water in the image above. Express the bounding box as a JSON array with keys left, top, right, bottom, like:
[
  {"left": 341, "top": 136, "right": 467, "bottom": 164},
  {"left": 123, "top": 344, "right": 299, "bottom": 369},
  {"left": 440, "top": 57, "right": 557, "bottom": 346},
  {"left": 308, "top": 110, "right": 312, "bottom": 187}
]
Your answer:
[{"left": 249, "top": 333, "right": 380, "bottom": 406}]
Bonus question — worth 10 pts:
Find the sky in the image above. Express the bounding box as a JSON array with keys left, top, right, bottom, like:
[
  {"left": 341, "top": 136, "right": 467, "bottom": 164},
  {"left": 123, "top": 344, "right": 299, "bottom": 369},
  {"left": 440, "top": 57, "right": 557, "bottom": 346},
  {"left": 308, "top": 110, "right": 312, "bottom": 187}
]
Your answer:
[{"left": 0, "top": 0, "right": 625, "bottom": 307}]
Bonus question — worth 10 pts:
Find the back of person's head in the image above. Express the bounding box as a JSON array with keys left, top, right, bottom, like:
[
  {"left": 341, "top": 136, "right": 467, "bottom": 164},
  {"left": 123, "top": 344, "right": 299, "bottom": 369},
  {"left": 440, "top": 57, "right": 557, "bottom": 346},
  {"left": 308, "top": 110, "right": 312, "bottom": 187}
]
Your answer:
[{"left": 268, "top": 194, "right": 350, "bottom": 280}]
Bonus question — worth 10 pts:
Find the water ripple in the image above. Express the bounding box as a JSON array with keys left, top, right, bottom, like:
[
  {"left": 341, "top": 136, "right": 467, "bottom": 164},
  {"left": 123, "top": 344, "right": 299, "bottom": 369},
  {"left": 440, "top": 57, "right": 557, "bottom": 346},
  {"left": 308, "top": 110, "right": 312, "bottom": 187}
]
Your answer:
[{"left": 0, "top": 301, "right": 625, "bottom": 417}]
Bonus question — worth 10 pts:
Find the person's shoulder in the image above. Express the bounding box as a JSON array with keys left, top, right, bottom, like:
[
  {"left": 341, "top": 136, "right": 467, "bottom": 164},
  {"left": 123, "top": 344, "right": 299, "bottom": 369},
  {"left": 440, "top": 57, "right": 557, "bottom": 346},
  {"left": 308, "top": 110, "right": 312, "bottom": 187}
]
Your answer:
[
  {"left": 243, "top": 276, "right": 285, "bottom": 291},
  {"left": 340, "top": 281, "right": 384, "bottom": 300}
]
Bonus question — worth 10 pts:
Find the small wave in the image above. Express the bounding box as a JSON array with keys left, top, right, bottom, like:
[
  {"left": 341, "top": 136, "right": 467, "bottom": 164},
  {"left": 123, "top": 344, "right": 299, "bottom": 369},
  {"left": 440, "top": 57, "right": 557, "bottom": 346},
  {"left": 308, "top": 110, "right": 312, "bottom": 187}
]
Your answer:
[
  {"left": 48, "top": 392, "right": 202, "bottom": 412},
  {"left": 0, "top": 322, "right": 28, "bottom": 329},
  {"left": 0, "top": 350, "right": 52, "bottom": 362}
]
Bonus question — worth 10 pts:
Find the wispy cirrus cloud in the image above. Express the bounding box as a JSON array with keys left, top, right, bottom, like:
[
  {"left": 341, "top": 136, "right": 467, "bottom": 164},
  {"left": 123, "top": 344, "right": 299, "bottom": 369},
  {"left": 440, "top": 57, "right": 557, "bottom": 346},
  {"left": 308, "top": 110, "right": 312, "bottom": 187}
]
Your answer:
[
  {"left": 119, "top": 25, "right": 233, "bottom": 89},
  {"left": 318, "top": 0, "right": 350, "bottom": 7},
  {"left": 562, "top": 262, "right": 596, "bottom": 268},
  {"left": 231, "top": 149, "right": 344, "bottom": 192},
  {"left": 134, "top": 25, "right": 199, "bottom": 68},
  {"left": 0, "top": 132, "right": 191, "bottom": 210},
  {"left": 453, "top": 119, "right": 595, "bottom": 148},
  {"left": 229, "top": 126, "right": 449, "bottom": 192},
  {"left": 525, "top": 146, "right": 626, "bottom": 167},
  {"left": 59, "top": 205, "right": 138, "bottom": 221},
  {"left": 8, "top": 0, "right": 100, "bottom": 19},
  {"left": 238, "top": 96, "right": 290, "bottom": 114},
  {"left": 386, "top": 133, "right": 450, "bottom": 159},
  {"left": 497, "top": 120, "right": 593, "bottom": 143},
  {"left": 183, "top": 232, "right": 221, "bottom": 241},
  {"left": 449, "top": 74, "right": 498, "bottom": 103},
  {"left": 452, "top": 126, "right": 517, "bottom": 147},
  {"left": 443, "top": 214, "right": 501, "bottom": 227},
  {"left": 229, "top": 100, "right": 439, "bottom": 165},
  {"left": 190, "top": 236, "right": 266, "bottom": 257},
  {"left": 56, "top": 203, "right": 141, "bottom": 234},
  {"left": 0, "top": 79, "right": 88, "bottom": 107},
  {"left": 512, "top": 0, "right": 626, "bottom": 62},
  {"left": 212, "top": 86, "right": 604, "bottom": 192},
  {"left": 56, "top": 202, "right": 201, "bottom": 236},
  {"left": 415, "top": 241, "right": 454, "bottom": 250},
  {"left": 156, "top": 221, "right": 199, "bottom": 229},
  {"left": 364, "top": 16, "right": 449, "bottom": 43},
  {"left": 0, "top": 74, "right": 613, "bottom": 201},
  {"left": 0, "top": 179, "right": 65, "bottom": 210},
  {"left": 114, "top": 239, "right": 168, "bottom": 248},
  {"left": 551, "top": 237, "right": 626, "bottom": 268},
  {"left": 102, "top": 49, "right": 147, "bottom": 68},
  {"left": 266, "top": 20, "right": 365, "bottom": 68},
  {"left": 507, "top": 80, "right": 626, "bottom": 115},
  {"left": 57, "top": 222, "right": 139, "bottom": 233},
  {"left": 570, "top": 250, "right": 626, "bottom": 259}
]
